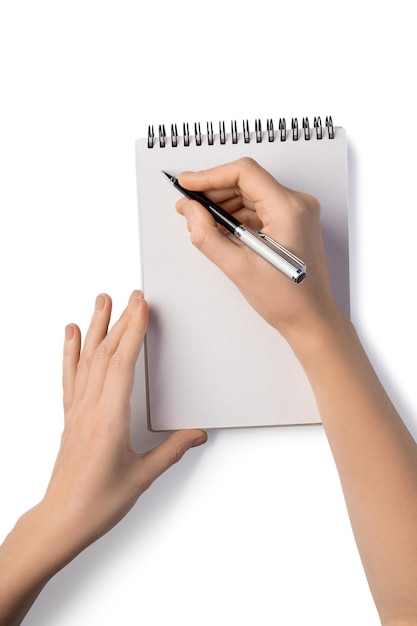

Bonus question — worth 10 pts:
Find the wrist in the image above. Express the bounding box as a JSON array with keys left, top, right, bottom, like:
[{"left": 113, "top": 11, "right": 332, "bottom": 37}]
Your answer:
[
  {"left": 1, "top": 498, "right": 85, "bottom": 593},
  {"left": 282, "top": 301, "right": 352, "bottom": 366},
  {"left": 0, "top": 501, "right": 78, "bottom": 624}
]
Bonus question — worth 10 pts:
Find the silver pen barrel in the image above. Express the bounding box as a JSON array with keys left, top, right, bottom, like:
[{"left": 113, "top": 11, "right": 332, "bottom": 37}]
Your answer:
[{"left": 234, "top": 226, "right": 307, "bottom": 284}]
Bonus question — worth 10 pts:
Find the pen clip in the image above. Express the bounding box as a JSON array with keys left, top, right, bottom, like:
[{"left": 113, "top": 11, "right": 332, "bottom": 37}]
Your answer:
[{"left": 256, "top": 231, "right": 306, "bottom": 271}]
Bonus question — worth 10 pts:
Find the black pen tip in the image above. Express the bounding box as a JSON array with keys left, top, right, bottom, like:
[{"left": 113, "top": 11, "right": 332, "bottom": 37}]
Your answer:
[{"left": 161, "top": 170, "right": 177, "bottom": 185}]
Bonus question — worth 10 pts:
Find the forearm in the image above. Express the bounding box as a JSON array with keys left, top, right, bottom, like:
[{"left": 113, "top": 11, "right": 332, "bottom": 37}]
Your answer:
[
  {"left": 0, "top": 502, "right": 78, "bottom": 626},
  {"left": 289, "top": 308, "right": 417, "bottom": 623}
]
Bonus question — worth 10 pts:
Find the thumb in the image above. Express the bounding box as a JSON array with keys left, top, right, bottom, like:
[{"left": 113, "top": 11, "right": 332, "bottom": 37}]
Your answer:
[
  {"left": 138, "top": 429, "right": 208, "bottom": 486},
  {"left": 177, "top": 199, "right": 248, "bottom": 281}
]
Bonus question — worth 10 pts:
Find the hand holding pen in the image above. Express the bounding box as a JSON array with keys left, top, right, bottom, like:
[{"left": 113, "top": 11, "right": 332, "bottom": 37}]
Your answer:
[
  {"left": 174, "top": 157, "right": 337, "bottom": 340},
  {"left": 164, "top": 171, "right": 307, "bottom": 284}
]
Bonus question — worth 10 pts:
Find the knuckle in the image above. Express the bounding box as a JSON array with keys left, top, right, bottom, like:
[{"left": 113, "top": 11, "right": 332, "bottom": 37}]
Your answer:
[
  {"left": 288, "top": 191, "right": 320, "bottom": 221},
  {"left": 76, "top": 354, "right": 91, "bottom": 373},
  {"left": 189, "top": 225, "right": 209, "bottom": 252},
  {"left": 108, "top": 352, "right": 124, "bottom": 371},
  {"left": 305, "top": 193, "right": 320, "bottom": 215},
  {"left": 93, "top": 343, "right": 110, "bottom": 361},
  {"left": 237, "top": 156, "right": 256, "bottom": 169},
  {"left": 108, "top": 350, "right": 136, "bottom": 373},
  {"left": 236, "top": 156, "right": 258, "bottom": 175}
]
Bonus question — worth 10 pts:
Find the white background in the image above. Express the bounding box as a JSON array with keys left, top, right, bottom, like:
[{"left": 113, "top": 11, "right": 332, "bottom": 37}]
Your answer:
[{"left": 1, "top": 1, "right": 416, "bottom": 624}]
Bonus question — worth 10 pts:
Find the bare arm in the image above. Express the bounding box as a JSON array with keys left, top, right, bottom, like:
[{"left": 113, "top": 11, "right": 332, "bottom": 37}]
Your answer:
[
  {"left": 292, "top": 308, "right": 417, "bottom": 625},
  {"left": 176, "top": 158, "right": 417, "bottom": 625},
  {"left": 0, "top": 291, "right": 206, "bottom": 625}
]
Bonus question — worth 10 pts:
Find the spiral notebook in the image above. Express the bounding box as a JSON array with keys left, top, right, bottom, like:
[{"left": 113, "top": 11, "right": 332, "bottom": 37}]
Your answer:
[{"left": 135, "top": 117, "right": 349, "bottom": 431}]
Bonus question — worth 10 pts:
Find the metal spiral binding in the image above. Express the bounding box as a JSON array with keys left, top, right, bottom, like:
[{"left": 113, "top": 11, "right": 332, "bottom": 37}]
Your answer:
[
  {"left": 171, "top": 123, "right": 178, "bottom": 147},
  {"left": 279, "top": 118, "right": 286, "bottom": 141},
  {"left": 231, "top": 120, "right": 238, "bottom": 144},
  {"left": 195, "top": 122, "right": 202, "bottom": 146},
  {"left": 243, "top": 119, "right": 250, "bottom": 143},
  {"left": 147, "top": 116, "right": 334, "bottom": 147},
  {"left": 255, "top": 119, "right": 262, "bottom": 143},
  {"left": 303, "top": 117, "right": 311, "bottom": 140},
  {"left": 183, "top": 122, "right": 189, "bottom": 147},
  {"left": 314, "top": 116, "right": 323, "bottom": 140},
  {"left": 158, "top": 124, "right": 166, "bottom": 148},
  {"left": 267, "top": 119, "right": 274, "bottom": 142},
  {"left": 207, "top": 121, "right": 214, "bottom": 146},
  {"left": 219, "top": 120, "right": 226, "bottom": 145},
  {"left": 326, "top": 116, "right": 334, "bottom": 139},
  {"left": 292, "top": 117, "right": 299, "bottom": 141}
]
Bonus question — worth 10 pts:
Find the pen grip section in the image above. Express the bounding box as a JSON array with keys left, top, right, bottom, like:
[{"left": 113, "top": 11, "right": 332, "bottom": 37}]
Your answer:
[{"left": 172, "top": 178, "right": 241, "bottom": 234}]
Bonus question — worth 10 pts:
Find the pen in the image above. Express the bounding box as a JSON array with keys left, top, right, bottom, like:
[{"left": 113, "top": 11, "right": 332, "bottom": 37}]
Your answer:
[{"left": 162, "top": 171, "right": 307, "bottom": 284}]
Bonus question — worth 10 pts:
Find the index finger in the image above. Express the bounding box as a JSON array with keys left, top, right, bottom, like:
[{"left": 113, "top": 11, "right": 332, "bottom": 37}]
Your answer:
[
  {"left": 178, "top": 157, "right": 288, "bottom": 211},
  {"left": 99, "top": 293, "right": 149, "bottom": 417}
]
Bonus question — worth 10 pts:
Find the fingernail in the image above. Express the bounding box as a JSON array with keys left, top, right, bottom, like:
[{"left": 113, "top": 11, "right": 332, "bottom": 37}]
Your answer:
[
  {"left": 129, "top": 290, "right": 143, "bottom": 307},
  {"left": 65, "top": 324, "right": 75, "bottom": 340},
  {"left": 95, "top": 294, "right": 106, "bottom": 311}
]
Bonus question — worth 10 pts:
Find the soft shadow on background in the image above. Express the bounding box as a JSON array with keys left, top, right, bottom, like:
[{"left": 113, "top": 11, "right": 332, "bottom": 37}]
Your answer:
[{"left": 347, "top": 142, "right": 417, "bottom": 440}]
